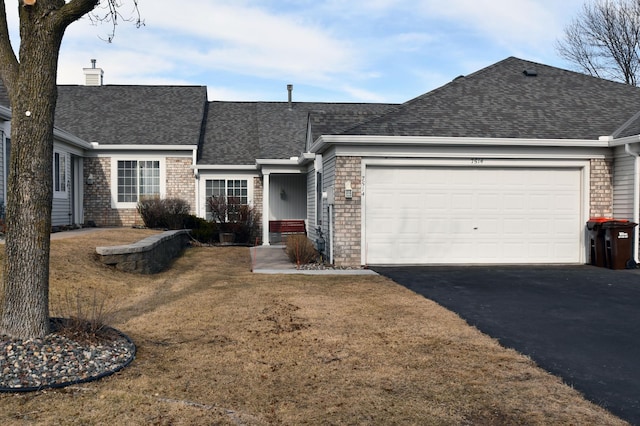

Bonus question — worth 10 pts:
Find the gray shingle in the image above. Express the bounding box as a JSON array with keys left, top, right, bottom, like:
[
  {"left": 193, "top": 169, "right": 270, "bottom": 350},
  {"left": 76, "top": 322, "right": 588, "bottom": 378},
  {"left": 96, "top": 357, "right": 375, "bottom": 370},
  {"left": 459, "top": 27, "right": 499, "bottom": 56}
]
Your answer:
[
  {"left": 199, "top": 102, "right": 396, "bottom": 165},
  {"left": 342, "top": 57, "right": 640, "bottom": 140},
  {"left": 55, "top": 85, "right": 208, "bottom": 146}
]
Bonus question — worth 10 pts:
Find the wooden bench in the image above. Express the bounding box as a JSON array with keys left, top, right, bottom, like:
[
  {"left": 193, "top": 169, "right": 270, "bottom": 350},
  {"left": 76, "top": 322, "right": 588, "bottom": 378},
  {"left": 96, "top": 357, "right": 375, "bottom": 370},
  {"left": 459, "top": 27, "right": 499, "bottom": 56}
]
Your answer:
[{"left": 269, "top": 220, "right": 306, "bottom": 235}]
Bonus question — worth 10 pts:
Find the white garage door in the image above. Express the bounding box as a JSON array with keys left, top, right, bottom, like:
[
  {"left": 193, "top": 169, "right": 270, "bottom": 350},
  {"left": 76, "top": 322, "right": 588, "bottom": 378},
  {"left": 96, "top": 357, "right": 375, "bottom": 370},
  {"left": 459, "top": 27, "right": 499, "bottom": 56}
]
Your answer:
[{"left": 365, "top": 166, "right": 582, "bottom": 264}]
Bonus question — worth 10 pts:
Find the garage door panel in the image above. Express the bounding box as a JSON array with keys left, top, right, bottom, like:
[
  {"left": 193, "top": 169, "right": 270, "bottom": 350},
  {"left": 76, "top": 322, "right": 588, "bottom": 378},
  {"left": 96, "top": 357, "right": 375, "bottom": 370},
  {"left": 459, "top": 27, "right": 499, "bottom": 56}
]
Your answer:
[{"left": 365, "top": 166, "right": 582, "bottom": 264}]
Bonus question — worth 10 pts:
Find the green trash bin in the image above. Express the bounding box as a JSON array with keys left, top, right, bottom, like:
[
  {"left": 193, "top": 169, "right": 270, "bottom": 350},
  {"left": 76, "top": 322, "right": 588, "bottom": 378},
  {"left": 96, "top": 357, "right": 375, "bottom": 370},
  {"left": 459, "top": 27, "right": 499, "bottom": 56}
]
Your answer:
[{"left": 603, "top": 221, "right": 638, "bottom": 270}]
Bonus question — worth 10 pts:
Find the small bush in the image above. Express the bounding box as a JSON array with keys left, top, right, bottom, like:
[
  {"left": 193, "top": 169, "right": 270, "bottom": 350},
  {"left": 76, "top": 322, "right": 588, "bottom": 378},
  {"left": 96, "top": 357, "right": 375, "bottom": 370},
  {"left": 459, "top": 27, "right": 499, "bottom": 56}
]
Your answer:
[
  {"left": 162, "top": 198, "right": 191, "bottom": 229},
  {"left": 285, "top": 235, "right": 318, "bottom": 267},
  {"left": 188, "top": 217, "right": 219, "bottom": 244},
  {"left": 137, "top": 197, "right": 190, "bottom": 229},
  {"left": 207, "top": 196, "right": 261, "bottom": 245},
  {"left": 52, "top": 289, "right": 117, "bottom": 343}
]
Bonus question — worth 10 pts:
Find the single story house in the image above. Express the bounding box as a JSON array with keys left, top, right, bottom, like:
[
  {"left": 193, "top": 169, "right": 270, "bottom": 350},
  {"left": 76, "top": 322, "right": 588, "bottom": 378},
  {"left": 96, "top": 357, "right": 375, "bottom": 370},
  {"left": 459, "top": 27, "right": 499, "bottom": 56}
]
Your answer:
[{"left": 2, "top": 56, "right": 640, "bottom": 267}]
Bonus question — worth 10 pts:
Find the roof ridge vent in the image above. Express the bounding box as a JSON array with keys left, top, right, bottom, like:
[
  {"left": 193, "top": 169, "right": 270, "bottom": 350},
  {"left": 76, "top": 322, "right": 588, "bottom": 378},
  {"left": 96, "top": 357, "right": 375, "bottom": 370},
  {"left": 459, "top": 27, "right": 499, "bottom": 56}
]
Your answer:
[{"left": 523, "top": 69, "right": 538, "bottom": 77}]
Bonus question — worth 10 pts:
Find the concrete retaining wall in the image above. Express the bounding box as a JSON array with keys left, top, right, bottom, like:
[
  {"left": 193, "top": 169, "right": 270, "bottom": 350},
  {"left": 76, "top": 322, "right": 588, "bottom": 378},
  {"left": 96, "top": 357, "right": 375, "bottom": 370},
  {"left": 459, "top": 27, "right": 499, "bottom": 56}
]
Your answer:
[{"left": 96, "top": 230, "right": 191, "bottom": 274}]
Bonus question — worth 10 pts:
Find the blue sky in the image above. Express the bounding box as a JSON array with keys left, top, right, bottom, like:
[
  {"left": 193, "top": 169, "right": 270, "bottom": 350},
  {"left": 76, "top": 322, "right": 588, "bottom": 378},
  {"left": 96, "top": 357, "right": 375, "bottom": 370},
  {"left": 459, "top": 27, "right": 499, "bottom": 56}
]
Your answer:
[{"left": 10, "top": 0, "right": 587, "bottom": 102}]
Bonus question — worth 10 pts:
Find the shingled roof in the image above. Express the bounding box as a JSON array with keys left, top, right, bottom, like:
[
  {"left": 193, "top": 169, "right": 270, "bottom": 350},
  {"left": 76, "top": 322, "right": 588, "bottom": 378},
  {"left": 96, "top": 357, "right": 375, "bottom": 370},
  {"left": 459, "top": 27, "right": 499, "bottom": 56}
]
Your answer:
[
  {"left": 341, "top": 57, "right": 640, "bottom": 140},
  {"left": 199, "top": 101, "right": 396, "bottom": 165},
  {"left": 54, "top": 85, "right": 208, "bottom": 146}
]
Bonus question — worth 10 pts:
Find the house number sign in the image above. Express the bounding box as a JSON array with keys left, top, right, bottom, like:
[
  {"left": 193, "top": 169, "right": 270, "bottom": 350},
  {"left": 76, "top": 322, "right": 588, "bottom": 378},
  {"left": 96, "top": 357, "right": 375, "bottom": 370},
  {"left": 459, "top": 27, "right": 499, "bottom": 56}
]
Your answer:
[
  {"left": 471, "top": 158, "right": 484, "bottom": 165},
  {"left": 618, "top": 231, "right": 629, "bottom": 239}
]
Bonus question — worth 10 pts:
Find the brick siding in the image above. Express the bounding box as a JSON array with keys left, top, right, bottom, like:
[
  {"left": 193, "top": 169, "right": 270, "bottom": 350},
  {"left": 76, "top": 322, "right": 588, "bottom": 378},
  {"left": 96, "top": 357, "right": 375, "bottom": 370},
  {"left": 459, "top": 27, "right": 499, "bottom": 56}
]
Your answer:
[
  {"left": 590, "top": 158, "right": 613, "bottom": 217},
  {"left": 166, "top": 157, "right": 196, "bottom": 212},
  {"left": 83, "top": 157, "right": 194, "bottom": 227},
  {"left": 332, "top": 156, "right": 362, "bottom": 266},
  {"left": 253, "top": 177, "right": 263, "bottom": 244}
]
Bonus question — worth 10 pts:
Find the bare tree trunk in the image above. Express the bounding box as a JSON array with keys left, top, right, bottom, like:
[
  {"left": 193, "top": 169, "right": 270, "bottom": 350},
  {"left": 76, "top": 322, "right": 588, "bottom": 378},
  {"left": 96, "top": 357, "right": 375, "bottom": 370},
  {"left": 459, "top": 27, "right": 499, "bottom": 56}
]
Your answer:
[
  {"left": 0, "top": 6, "right": 63, "bottom": 338},
  {"left": 0, "top": 0, "right": 135, "bottom": 340}
]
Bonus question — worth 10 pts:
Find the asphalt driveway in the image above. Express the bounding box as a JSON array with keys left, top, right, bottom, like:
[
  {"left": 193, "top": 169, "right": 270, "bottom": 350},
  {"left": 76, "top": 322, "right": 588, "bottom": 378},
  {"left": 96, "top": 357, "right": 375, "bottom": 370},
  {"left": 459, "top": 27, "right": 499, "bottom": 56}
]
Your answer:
[{"left": 373, "top": 265, "right": 640, "bottom": 425}]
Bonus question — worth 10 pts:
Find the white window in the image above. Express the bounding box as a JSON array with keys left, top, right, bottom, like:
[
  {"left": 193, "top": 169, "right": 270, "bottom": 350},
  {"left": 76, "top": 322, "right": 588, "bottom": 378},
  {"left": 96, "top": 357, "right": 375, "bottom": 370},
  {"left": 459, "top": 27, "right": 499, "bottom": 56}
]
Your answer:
[
  {"left": 53, "top": 151, "right": 68, "bottom": 199},
  {"left": 205, "top": 179, "right": 248, "bottom": 221},
  {"left": 111, "top": 158, "right": 164, "bottom": 208}
]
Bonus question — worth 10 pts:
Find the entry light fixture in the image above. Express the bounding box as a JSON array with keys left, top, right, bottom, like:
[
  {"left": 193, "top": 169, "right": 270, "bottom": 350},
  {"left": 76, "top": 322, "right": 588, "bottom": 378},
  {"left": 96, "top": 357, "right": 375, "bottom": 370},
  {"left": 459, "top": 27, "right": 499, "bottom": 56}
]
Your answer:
[{"left": 345, "top": 181, "right": 353, "bottom": 199}]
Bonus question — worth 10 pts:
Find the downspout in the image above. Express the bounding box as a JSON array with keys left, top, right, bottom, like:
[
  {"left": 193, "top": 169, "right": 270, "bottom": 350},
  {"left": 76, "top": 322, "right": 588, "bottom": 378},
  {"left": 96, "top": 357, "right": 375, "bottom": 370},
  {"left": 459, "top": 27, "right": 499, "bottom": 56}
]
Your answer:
[
  {"left": 192, "top": 147, "right": 200, "bottom": 218},
  {"left": 624, "top": 142, "right": 640, "bottom": 263},
  {"left": 329, "top": 203, "right": 334, "bottom": 265}
]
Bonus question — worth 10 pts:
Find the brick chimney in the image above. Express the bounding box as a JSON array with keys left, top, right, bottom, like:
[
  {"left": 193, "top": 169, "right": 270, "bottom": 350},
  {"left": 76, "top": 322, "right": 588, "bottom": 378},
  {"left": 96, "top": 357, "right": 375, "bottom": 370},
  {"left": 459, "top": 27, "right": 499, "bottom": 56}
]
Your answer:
[{"left": 83, "top": 59, "right": 103, "bottom": 86}]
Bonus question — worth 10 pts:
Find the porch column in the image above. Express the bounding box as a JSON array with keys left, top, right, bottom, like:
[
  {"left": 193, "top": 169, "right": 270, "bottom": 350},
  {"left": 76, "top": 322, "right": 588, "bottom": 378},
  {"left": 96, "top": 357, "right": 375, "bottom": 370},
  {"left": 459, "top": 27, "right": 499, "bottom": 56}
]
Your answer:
[{"left": 262, "top": 173, "right": 270, "bottom": 245}]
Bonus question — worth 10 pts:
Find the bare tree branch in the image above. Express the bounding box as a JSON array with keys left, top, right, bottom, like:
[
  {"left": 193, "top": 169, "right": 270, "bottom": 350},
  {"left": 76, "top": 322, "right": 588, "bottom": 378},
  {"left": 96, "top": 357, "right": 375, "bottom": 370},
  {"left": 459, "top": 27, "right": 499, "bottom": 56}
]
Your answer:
[
  {"left": 87, "top": 0, "right": 144, "bottom": 42},
  {"left": 557, "top": 0, "right": 640, "bottom": 85}
]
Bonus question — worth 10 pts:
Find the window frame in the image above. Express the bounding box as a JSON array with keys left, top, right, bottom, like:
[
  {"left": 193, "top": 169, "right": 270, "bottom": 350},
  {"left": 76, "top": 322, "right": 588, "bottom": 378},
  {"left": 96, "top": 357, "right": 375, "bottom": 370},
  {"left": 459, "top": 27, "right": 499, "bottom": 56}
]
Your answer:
[
  {"left": 53, "top": 150, "right": 68, "bottom": 199},
  {"left": 110, "top": 157, "right": 166, "bottom": 209},
  {"left": 205, "top": 178, "right": 249, "bottom": 222}
]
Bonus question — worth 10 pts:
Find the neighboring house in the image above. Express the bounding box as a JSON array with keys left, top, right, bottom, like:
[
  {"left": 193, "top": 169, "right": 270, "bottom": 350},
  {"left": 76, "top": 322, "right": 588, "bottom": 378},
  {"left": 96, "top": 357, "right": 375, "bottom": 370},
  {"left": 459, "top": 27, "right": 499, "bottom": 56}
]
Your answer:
[{"left": 3, "top": 56, "right": 640, "bottom": 267}]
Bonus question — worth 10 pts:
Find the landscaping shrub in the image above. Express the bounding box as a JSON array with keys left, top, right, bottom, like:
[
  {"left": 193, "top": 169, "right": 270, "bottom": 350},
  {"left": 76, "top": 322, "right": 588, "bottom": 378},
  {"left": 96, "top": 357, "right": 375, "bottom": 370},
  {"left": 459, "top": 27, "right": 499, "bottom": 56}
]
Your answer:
[
  {"left": 162, "top": 198, "right": 191, "bottom": 229},
  {"left": 285, "top": 234, "right": 318, "bottom": 267},
  {"left": 207, "top": 196, "right": 261, "bottom": 245},
  {"left": 186, "top": 216, "right": 219, "bottom": 244},
  {"left": 52, "top": 289, "right": 118, "bottom": 344},
  {"left": 137, "top": 197, "right": 190, "bottom": 229},
  {"left": 231, "top": 204, "right": 261, "bottom": 244}
]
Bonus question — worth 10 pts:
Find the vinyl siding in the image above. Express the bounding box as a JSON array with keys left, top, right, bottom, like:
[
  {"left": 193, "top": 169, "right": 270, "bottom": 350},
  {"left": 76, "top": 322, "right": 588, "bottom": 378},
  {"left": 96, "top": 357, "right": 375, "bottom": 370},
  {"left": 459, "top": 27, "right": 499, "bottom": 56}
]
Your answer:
[
  {"left": 613, "top": 146, "right": 636, "bottom": 220},
  {"left": 269, "top": 175, "right": 307, "bottom": 220},
  {"left": 306, "top": 168, "right": 316, "bottom": 242},
  {"left": 321, "top": 154, "right": 336, "bottom": 261}
]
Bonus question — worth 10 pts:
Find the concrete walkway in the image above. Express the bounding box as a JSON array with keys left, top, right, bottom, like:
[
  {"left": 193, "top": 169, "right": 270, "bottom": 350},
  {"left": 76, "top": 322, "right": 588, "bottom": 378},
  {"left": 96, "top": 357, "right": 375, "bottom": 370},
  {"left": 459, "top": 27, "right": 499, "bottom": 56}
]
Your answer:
[
  {"left": 250, "top": 245, "right": 377, "bottom": 275},
  {"left": 0, "top": 226, "right": 126, "bottom": 243}
]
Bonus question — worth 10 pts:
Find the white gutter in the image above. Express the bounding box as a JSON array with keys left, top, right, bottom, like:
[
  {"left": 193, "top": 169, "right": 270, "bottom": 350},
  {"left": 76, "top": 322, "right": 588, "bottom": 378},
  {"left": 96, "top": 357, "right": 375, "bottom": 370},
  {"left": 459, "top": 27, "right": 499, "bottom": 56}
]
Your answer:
[
  {"left": 310, "top": 135, "right": 610, "bottom": 154},
  {"left": 53, "top": 127, "right": 93, "bottom": 150},
  {"left": 193, "top": 164, "right": 258, "bottom": 171},
  {"left": 625, "top": 141, "right": 640, "bottom": 263},
  {"left": 90, "top": 143, "right": 198, "bottom": 151}
]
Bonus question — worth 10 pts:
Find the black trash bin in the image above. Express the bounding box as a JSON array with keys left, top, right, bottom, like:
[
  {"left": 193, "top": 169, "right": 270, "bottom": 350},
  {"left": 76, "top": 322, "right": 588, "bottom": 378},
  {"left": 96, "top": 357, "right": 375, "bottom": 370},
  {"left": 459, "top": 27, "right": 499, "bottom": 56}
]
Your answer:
[
  {"left": 587, "top": 218, "right": 611, "bottom": 267},
  {"left": 603, "top": 220, "right": 638, "bottom": 270}
]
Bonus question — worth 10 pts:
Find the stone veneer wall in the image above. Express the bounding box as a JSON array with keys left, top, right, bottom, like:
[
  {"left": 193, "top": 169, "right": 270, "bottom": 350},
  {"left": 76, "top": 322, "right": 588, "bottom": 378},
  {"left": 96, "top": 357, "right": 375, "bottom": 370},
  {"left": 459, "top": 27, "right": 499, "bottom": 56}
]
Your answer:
[
  {"left": 590, "top": 158, "right": 613, "bottom": 218},
  {"left": 96, "top": 230, "right": 190, "bottom": 274},
  {"left": 332, "top": 156, "right": 362, "bottom": 266},
  {"left": 84, "top": 157, "right": 195, "bottom": 227}
]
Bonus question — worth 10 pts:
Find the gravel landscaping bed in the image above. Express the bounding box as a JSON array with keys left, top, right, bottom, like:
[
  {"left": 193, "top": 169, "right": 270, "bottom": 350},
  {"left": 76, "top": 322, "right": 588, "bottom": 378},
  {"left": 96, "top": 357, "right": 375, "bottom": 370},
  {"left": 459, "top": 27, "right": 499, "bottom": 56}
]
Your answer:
[
  {"left": 0, "top": 319, "right": 135, "bottom": 392},
  {"left": 297, "top": 263, "right": 365, "bottom": 270}
]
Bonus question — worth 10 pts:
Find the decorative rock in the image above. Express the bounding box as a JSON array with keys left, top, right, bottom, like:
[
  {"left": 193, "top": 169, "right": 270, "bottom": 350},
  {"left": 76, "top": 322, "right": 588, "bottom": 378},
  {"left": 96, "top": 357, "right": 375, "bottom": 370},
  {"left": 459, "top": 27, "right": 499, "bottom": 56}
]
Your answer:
[{"left": 0, "top": 321, "right": 135, "bottom": 391}]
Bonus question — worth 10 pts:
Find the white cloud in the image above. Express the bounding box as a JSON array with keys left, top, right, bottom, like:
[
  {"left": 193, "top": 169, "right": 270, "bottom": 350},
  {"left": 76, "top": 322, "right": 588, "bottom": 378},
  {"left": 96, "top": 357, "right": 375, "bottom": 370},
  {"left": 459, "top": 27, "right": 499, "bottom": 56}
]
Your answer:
[
  {"left": 1, "top": 0, "right": 588, "bottom": 102},
  {"left": 131, "top": 1, "right": 359, "bottom": 79},
  {"left": 415, "top": 0, "right": 585, "bottom": 50}
]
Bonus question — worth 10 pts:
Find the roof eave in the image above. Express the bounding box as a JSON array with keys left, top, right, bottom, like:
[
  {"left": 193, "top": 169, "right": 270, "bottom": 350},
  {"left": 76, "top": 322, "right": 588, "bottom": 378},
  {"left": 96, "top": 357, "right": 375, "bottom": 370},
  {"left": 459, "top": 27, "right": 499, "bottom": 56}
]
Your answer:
[
  {"left": 310, "top": 135, "right": 610, "bottom": 152},
  {"left": 91, "top": 143, "right": 198, "bottom": 151}
]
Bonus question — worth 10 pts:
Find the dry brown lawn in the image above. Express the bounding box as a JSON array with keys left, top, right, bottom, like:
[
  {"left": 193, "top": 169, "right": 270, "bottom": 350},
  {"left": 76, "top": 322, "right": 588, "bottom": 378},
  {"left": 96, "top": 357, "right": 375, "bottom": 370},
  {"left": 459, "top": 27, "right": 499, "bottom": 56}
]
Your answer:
[{"left": 0, "top": 229, "right": 628, "bottom": 425}]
